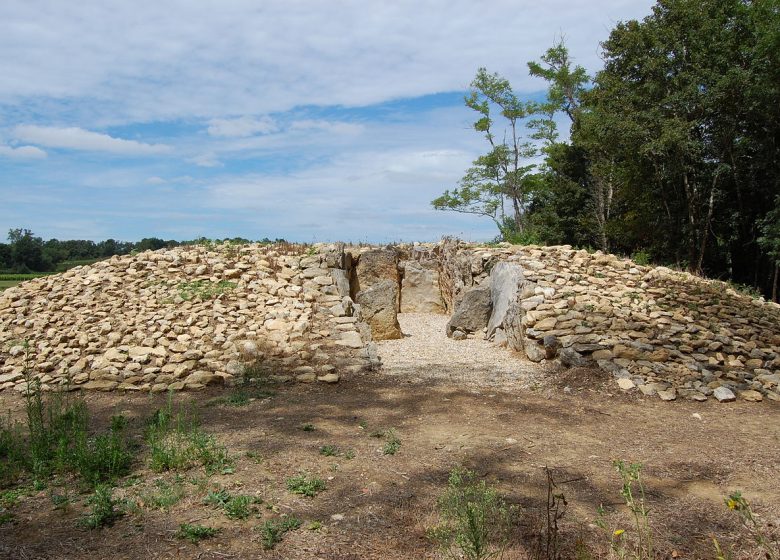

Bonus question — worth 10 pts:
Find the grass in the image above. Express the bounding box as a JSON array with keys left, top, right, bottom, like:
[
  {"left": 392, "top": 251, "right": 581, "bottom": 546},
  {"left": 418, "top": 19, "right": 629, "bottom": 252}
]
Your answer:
[
  {"left": 138, "top": 478, "right": 185, "bottom": 511},
  {"left": 259, "top": 515, "right": 302, "bottom": 549},
  {"left": 177, "top": 523, "right": 220, "bottom": 543},
  {"left": 145, "top": 398, "right": 233, "bottom": 475},
  {"left": 319, "top": 444, "right": 339, "bottom": 457},
  {"left": 0, "top": 374, "right": 133, "bottom": 487},
  {"left": 176, "top": 280, "right": 236, "bottom": 301},
  {"left": 286, "top": 474, "right": 326, "bottom": 498},
  {"left": 203, "top": 488, "right": 258, "bottom": 519}
]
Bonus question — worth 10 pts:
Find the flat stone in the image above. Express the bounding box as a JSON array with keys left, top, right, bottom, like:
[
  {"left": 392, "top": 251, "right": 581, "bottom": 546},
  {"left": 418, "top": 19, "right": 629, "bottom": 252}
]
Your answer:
[
  {"left": 713, "top": 386, "right": 737, "bottom": 402},
  {"left": 617, "top": 378, "right": 636, "bottom": 391},
  {"left": 658, "top": 388, "right": 677, "bottom": 401},
  {"left": 317, "top": 373, "right": 340, "bottom": 383},
  {"left": 740, "top": 390, "right": 763, "bottom": 402}
]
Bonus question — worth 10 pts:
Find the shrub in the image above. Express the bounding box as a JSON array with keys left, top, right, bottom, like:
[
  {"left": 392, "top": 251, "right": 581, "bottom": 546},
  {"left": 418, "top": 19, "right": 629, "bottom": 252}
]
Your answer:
[
  {"left": 79, "top": 484, "right": 124, "bottom": 529},
  {"left": 428, "top": 468, "right": 515, "bottom": 560}
]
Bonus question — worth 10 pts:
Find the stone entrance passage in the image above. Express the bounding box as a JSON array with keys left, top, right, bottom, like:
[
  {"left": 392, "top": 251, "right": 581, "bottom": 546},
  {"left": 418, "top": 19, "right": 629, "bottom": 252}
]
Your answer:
[{"left": 376, "top": 313, "right": 543, "bottom": 388}]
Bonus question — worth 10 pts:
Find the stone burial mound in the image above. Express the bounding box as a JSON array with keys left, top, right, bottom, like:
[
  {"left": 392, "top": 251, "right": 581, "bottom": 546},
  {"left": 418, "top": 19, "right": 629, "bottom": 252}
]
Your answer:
[
  {"left": 0, "top": 243, "right": 382, "bottom": 393},
  {"left": 1, "top": 239, "right": 779, "bottom": 403},
  {"left": 438, "top": 241, "right": 780, "bottom": 403}
]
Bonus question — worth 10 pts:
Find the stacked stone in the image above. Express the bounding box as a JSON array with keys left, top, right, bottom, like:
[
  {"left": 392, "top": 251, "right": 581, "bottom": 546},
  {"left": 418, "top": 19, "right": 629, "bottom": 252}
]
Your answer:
[
  {"left": 0, "top": 243, "right": 374, "bottom": 393},
  {"left": 441, "top": 242, "right": 780, "bottom": 403}
]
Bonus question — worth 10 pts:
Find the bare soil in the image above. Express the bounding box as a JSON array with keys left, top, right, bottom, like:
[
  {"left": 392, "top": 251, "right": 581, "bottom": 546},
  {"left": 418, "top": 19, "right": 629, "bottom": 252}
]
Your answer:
[{"left": 1, "top": 314, "right": 778, "bottom": 560}]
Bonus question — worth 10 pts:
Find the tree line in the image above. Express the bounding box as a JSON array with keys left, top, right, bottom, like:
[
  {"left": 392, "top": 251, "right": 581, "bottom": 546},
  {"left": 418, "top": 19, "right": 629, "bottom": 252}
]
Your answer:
[
  {"left": 0, "top": 229, "right": 276, "bottom": 274},
  {"left": 433, "top": 0, "right": 779, "bottom": 300}
]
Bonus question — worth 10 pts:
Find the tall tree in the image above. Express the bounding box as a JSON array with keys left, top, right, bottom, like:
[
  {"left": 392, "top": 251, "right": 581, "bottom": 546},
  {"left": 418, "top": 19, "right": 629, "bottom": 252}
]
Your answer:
[
  {"left": 432, "top": 68, "right": 544, "bottom": 240},
  {"left": 582, "top": 0, "right": 780, "bottom": 276}
]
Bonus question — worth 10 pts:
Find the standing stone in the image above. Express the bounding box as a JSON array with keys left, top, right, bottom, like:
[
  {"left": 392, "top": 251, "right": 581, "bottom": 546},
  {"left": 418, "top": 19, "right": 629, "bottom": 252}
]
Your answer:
[
  {"left": 445, "top": 285, "right": 492, "bottom": 337},
  {"left": 400, "top": 260, "right": 444, "bottom": 313},
  {"left": 486, "top": 262, "right": 525, "bottom": 338},
  {"left": 356, "top": 280, "right": 403, "bottom": 340},
  {"left": 330, "top": 269, "right": 351, "bottom": 298},
  {"left": 354, "top": 248, "right": 399, "bottom": 303}
]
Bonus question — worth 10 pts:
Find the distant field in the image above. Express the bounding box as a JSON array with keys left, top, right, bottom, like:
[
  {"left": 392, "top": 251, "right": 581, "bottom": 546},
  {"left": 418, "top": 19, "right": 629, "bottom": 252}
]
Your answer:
[
  {"left": 0, "top": 280, "right": 19, "bottom": 291},
  {"left": 0, "top": 273, "right": 55, "bottom": 291}
]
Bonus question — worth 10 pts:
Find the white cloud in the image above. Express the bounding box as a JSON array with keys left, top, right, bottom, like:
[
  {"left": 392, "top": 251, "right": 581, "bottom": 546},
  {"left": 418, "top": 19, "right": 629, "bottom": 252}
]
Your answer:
[
  {"left": 13, "top": 125, "right": 171, "bottom": 155},
  {"left": 189, "top": 152, "right": 223, "bottom": 167},
  {"left": 207, "top": 116, "right": 278, "bottom": 138},
  {"left": 290, "top": 120, "right": 363, "bottom": 135},
  {"left": 0, "top": 1, "right": 651, "bottom": 124},
  {"left": 0, "top": 144, "right": 46, "bottom": 159},
  {"left": 145, "top": 176, "right": 167, "bottom": 185}
]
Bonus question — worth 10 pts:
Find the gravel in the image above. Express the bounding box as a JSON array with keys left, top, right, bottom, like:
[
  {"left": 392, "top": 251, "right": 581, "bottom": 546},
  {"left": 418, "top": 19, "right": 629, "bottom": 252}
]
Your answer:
[{"left": 376, "top": 313, "right": 549, "bottom": 388}]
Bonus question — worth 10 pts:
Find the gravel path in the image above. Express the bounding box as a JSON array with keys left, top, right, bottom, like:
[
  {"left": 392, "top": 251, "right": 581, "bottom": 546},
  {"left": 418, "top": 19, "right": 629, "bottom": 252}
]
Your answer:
[{"left": 376, "top": 313, "right": 550, "bottom": 388}]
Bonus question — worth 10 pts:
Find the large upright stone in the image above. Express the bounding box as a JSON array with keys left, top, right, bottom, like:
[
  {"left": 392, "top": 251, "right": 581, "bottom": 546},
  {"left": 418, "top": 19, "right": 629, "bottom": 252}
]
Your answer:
[
  {"left": 400, "top": 260, "right": 444, "bottom": 313},
  {"left": 446, "top": 285, "right": 492, "bottom": 337},
  {"left": 356, "top": 280, "right": 403, "bottom": 340},
  {"left": 486, "top": 262, "right": 526, "bottom": 338},
  {"left": 354, "top": 248, "right": 399, "bottom": 298}
]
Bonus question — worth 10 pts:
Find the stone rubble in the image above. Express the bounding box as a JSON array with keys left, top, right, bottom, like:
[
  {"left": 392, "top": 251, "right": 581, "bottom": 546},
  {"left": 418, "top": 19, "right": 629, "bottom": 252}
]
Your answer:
[
  {"left": 0, "top": 243, "right": 377, "bottom": 393},
  {"left": 437, "top": 239, "right": 780, "bottom": 403}
]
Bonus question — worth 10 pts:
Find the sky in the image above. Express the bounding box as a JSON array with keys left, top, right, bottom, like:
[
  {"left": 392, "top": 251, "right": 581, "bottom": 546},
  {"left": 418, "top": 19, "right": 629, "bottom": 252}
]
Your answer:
[{"left": 0, "top": 1, "right": 652, "bottom": 243}]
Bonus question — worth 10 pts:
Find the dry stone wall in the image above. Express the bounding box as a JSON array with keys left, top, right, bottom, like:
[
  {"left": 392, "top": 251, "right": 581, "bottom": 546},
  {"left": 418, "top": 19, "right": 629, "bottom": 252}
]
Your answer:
[
  {"left": 438, "top": 240, "right": 780, "bottom": 403},
  {"left": 0, "top": 243, "right": 378, "bottom": 393}
]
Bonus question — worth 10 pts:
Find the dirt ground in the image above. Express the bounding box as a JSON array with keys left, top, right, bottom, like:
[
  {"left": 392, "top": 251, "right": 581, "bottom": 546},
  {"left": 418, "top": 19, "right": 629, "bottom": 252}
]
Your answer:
[{"left": 1, "top": 317, "right": 779, "bottom": 560}]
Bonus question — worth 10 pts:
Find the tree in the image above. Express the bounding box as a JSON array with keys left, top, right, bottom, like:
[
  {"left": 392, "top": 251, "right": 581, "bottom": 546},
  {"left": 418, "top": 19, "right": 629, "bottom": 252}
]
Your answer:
[
  {"left": 432, "top": 68, "right": 545, "bottom": 240},
  {"left": 759, "top": 196, "right": 780, "bottom": 301},
  {"left": 8, "top": 228, "right": 50, "bottom": 272},
  {"left": 580, "top": 0, "right": 779, "bottom": 279}
]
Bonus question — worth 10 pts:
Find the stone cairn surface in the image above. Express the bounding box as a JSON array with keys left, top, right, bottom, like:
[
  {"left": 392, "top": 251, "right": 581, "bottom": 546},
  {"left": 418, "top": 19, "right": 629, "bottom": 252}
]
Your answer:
[
  {"left": 1, "top": 239, "right": 778, "bottom": 403},
  {"left": 438, "top": 239, "right": 780, "bottom": 403},
  {"left": 0, "top": 243, "right": 378, "bottom": 393}
]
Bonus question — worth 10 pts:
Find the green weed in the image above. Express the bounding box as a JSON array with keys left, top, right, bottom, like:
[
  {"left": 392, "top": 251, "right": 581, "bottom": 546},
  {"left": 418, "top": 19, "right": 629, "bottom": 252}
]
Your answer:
[
  {"left": 139, "top": 478, "right": 185, "bottom": 511},
  {"left": 204, "top": 489, "right": 257, "bottom": 520},
  {"left": 177, "top": 523, "right": 220, "bottom": 543},
  {"left": 286, "top": 474, "right": 326, "bottom": 498},
  {"left": 319, "top": 445, "right": 339, "bottom": 457},
  {"left": 383, "top": 429, "right": 401, "bottom": 455},
  {"left": 145, "top": 399, "right": 233, "bottom": 474},
  {"left": 79, "top": 484, "right": 124, "bottom": 529},
  {"left": 428, "top": 468, "right": 515, "bottom": 560},
  {"left": 259, "top": 516, "right": 302, "bottom": 549}
]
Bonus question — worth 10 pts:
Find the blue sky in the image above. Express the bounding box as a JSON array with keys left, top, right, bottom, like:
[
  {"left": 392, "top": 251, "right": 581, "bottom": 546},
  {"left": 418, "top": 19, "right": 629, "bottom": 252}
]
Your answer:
[{"left": 0, "top": 0, "right": 651, "bottom": 243}]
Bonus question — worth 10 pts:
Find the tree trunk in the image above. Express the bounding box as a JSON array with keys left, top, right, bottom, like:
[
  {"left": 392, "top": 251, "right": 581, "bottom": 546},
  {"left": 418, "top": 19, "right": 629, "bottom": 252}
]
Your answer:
[{"left": 773, "top": 264, "right": 778, "bottom": 303}]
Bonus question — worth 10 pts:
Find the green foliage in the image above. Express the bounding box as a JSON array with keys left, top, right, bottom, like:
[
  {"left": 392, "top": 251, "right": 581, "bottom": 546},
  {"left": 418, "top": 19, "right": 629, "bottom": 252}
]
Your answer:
[
  {"left": 319, "top": 444, "right": 339, "bottom": 457},
  {"left": 145, "top": 399, "right": 233, "bottom": 475},
  {"left": 203, "top": 488, "right": 257, "bottom": 519},
  {"left": 1, "top": 374, "right": 132, "bottom": 487},
  {"left": 428, "top": 468, "right": 515, "bottom": 560},
  {"left": 286, "top": 474, "right": 326, "bottom": 497},
  {"left": 259, "top": 515, "right": 302, "bottom": 549},
  {"left": 596, "top": 461, "right": 653, "bottom": 560},
  {"left": 175, "top": 280, "right": 236, "bottom": 301},
  {"left": 79, "top": 484, "right": 124, "bottom": 529},
  {"left": 139, "top": 478, "right": 185, "bottom": 511},
  {"left": 630, "top": 251, "right": 651, "bottom": 266},
  {"left": 432, "top": 68, "right": 549, "bottom": 239},
  {"left": 724, "top": 490, "right": 780, "bottom": 559},
  {"left": 382, "top": 428, "right": 401, "bottom": 455},
  {"left": 177, "top": 523, "right": 220, "bottom": 543}
]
